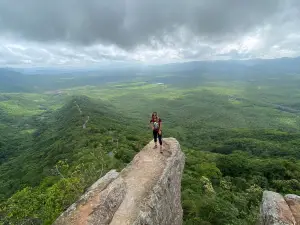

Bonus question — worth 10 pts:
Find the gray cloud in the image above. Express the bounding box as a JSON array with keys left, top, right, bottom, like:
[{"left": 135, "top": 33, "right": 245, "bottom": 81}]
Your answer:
[
  {"left": 1, "top": 0, "right": 300, "bottom": 66},
  {"left": 0, "top": 0, "right": 291, "bottom": 49}
]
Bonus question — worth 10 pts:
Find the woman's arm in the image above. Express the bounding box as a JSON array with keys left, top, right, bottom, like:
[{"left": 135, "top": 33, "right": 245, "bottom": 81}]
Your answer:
[
  {"left": 149, "top": 119, "right": 154, "bottom": 130},
  {"left": 158, "top": 119, "right": 162, "bottom": 134}
]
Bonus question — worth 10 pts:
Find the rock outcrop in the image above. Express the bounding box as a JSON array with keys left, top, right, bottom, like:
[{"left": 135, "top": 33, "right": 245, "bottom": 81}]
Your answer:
[
  {"left": 259, "top": 190, "right": 300, "bottom": 225},
  {"left": 285, "top": 194, "right": 300, "bottom": 224},
  {"left": 52, "top": 137, "right": 185, "bottom": 225}
]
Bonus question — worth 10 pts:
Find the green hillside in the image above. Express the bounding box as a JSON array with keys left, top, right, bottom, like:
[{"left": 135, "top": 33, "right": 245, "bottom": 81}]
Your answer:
[
  {"left": 59, "top": 72, "right": 300, "bottom": 224},
  {"left": 0, "top": 96, "right": 150, "bottom": 224},
  {"left": 1, "top": 63, "right": 300, "bottom": 224}
]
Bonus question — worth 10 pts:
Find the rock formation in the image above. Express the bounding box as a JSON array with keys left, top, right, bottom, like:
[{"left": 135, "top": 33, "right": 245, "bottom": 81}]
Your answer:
[
  {"left": 285, "top": 194, "right": 300, "bottom": 224},
  {"left": 259, "top": 190, "right": 300, "bottom": 225},
  {"left": 52, "top": 137, "right": 185, "bottom": 225}
]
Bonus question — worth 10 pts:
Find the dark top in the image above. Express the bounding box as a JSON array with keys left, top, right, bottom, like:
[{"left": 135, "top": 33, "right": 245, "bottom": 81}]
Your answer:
[{"left": 150, "top": 117, "right": 162, "bottom": 131}]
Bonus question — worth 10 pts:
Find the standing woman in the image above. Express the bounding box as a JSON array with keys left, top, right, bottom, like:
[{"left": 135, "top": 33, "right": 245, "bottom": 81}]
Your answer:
[{"left": 149, "top": 112, "right": 163, "bottom": 153}]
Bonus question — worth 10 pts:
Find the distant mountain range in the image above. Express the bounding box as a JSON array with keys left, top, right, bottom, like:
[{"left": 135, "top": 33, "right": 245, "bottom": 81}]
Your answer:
[
  {"left": 2, "top": 56, "right": 300, "bottom": 75},
  {"left": 0, "top": 68, "right": 32, "bottom": 92},
  {"left": 9, "top": 61, "right": 142, "bottom": 75},
  {"left": 147, "top": 56, "right": 300, "bottom": 74},
  {"left": 1, "top": 56, "right": 300, "bottom": 93}
]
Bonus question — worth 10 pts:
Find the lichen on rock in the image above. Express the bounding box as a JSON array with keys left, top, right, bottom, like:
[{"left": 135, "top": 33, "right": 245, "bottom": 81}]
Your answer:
[{"left": 259, "top": 190, "right": 297, "bottom": 225}]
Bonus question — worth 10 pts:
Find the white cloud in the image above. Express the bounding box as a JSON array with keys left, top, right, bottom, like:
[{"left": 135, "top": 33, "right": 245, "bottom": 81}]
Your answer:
[
  {"left": 1, "top": 18, "right": 300, "bottom": 67},
  {"left": 0, "top": 1, "right": 300, "bottom": 66}
]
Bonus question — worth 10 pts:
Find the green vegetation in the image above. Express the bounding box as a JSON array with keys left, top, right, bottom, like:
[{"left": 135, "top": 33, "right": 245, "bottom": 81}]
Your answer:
[
  {"left": 0, "top": 95, "right": 150, "bottom": 224},
  {"left": 181, "top": 129, "right": 300, "bottom": 224},
  {"left": 1, "top": 64, "right": 300, "bottom": 224}
]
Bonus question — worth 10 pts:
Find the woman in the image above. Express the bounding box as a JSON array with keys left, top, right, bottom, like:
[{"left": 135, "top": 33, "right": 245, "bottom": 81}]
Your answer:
[{"left": 149, "top": 112, "right": 163, "bottom": 152}]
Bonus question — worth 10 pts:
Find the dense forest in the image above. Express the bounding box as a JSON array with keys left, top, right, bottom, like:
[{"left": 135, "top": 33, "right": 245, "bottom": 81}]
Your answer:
[
  {"left": 1, "top": 60, "right": 300, "bottom": 224},
  {"left": 0, "top": 96, "right": 150, "bottom": 224}
]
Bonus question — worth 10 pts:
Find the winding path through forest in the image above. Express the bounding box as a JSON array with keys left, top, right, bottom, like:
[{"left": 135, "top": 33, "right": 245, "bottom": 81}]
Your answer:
[
  {"left": 74, "top": 101, "right": 82, "bottom": 115},
  {"left": 74, "top": 101, "right": 90, "bottom": 129},
  {"left": 83, "top": 116, "right": 90, "bottom": 129}
]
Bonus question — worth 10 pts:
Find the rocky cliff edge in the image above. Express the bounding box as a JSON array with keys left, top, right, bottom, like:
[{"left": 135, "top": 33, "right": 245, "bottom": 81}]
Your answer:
[
  {"left": 259, "top": 190, "right": 300, "bottom": 225},
  {"left": 52, "top": 137, "right": 185, "bottom": 225}
]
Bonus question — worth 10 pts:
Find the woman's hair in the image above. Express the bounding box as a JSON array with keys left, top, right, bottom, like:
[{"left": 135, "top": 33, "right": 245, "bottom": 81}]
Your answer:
[{"left": 152, "top": 112, "right": 159, "bottom": 120}]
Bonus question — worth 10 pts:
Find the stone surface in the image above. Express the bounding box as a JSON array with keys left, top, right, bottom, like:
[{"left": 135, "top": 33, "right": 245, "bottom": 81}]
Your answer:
[
  {"left": 260, "top": 191, "right": 296, "bottom": 225},
  {"left": 285, "top": 194, "right": 300, "bottom": 225},
  {"left": 52, "top": 169, "right": 121, "bottom": 225},
  {"left": 87, "top": 178, "right": 126, "bottom": 225},
  {"left": 52, "top": 137, "right": 185, "bottom": 225},
  {"left": 132, "top": 138, "right": 185, "bottom": 225}
]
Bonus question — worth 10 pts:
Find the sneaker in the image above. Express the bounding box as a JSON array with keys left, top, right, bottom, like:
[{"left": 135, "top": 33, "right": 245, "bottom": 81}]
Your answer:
[
  {"left": 160, "top": 145, "right": 163, "bottom": 153},
  {"left": 153, "top": 145, "right": 157, "bottom": 149}
]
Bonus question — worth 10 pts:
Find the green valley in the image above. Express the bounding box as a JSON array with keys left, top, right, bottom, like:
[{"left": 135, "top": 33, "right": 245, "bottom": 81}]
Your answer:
[{"left": 1, "top": 59, "right": 300, "bottom": 224}]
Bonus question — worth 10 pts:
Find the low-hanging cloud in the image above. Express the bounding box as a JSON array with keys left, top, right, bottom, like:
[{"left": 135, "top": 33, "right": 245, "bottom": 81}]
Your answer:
[{"left": 0, "top": 0, "right": 291, "bottom": 49}]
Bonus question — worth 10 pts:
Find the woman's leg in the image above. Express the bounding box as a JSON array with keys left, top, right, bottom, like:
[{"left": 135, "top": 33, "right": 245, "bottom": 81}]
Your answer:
[
  {"left": 153, "top": 130, "right": 158, "bottom": 147},
  {"left": 158, "top": 132, "right": 163, "bottom": 149}
]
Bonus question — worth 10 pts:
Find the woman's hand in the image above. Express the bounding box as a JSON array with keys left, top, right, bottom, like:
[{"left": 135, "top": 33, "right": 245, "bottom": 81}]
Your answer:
[{"left": 158, "top": 130, "right": 162, "bottom": 135}]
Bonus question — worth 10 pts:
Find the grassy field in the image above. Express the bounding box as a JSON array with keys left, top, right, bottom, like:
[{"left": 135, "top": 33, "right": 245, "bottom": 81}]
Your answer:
[{"left": 0, "top": 93, "right": 65, "bottom": 117}]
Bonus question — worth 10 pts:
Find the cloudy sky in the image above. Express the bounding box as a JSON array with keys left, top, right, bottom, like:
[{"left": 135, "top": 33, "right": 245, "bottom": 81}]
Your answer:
[{"left": 0, "top": 0, "right": 300, "bottom": 67}]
